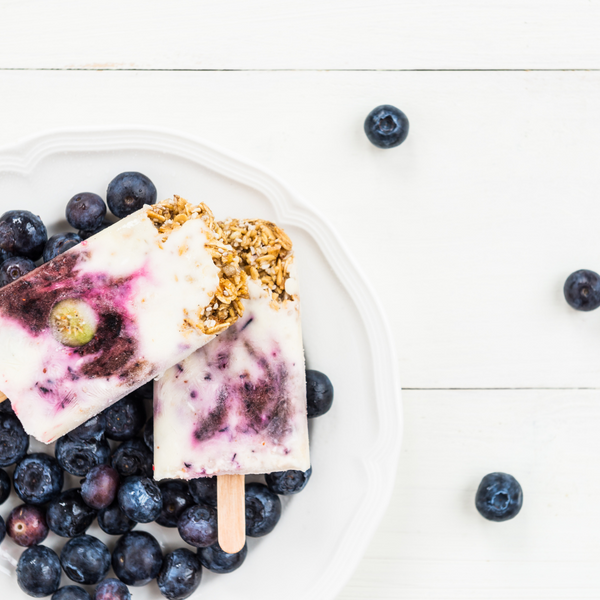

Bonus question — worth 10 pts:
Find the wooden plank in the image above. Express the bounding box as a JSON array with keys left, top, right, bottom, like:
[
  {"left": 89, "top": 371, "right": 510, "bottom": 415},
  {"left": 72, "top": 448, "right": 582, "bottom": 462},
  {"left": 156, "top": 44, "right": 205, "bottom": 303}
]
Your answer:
[
  {"left": 0, "top": 70, "right": 599, "bottom": 388},
  {"left": 0, "top": 0, "right": 599, "bottom": 70},
  {"left": 338, "top": 389, "right": 600, "bottom": 599}
]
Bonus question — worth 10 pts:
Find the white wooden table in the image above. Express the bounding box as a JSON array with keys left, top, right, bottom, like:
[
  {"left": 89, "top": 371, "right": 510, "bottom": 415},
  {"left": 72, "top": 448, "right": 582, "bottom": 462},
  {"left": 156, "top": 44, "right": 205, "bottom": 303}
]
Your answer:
[{"left": 2, "top": 2, "right": 600, "bottom": 597}]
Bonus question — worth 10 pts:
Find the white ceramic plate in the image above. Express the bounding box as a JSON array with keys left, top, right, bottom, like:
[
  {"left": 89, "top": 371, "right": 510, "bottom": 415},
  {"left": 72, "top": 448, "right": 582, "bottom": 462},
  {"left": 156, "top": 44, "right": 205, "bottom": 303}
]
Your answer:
[{"left": 0, "top": 127, "right": 402, "bottom": 600}]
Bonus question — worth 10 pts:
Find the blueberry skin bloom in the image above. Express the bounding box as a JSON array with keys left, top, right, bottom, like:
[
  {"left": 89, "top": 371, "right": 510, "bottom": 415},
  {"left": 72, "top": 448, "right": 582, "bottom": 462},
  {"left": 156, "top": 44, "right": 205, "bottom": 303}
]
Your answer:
[
  {"left": 364, "top": 104, "right": 410, "bottom": 149},
  {"left": 103, "top": 395, "right": 146, "bottom": 441},
  {"left": 81, "top": 464, "right": 120, "bottom": 510},
  {"left": 79, "top": 221, "right": 111, "bottom": 240},
  {"left": 143, "top": 417, "right": 154, "bottom": 451},
  {"left": 265, "top": 466, "right": 312, "bottom": 495},
  {"left": 563, "top": 269, "right": 600, "bottom": 311},
  {"left": 475, "top": 472, "right": 523, "bottom": 522},
  {"left": 156, "top": 480, "right": 194, "bottom": 528},
  {"left": 14, "top": 453, "right": 63, "bottom": 505},
  {"left": 177, "top": 503, "right": 218, "bottom": 548},
  {"left": 60, "top": 535, "right": 111, "bottom": 585},
  {"left": 0, "top": 209, "right": 48, "bottom": 261},
  {"left": 198, "top": 541, "right": 248, "bottom": 574},
  {"left": 7, "top": 504, "right": 49, "bottom": 546},
  {"left": 55, "top": 434, "right": 111, "bottom": 477},
  {"left": 157, "top": 548, "right": 202, "bottom": 600},
  {"left": 112, "top": 530, "right": 163, "bottom": 586},
  {"left": 52, "top": 586, "right": 92, "bottom": 600},
  {"left": 0, "top": 412, "right": 29, "bottom": 466},
  {"left": 245, "top": 482, "right": 282, "bottom": 537},
  {"left": 0, "top": 256, "right": 36, "bottom": 287},
  {"left": 188, "top": 476, "right": 217, "bottom": 507},
  {"left": 46, "top": 488, "right": 96, "bottom": 537},
  {"left": 98, "top": 501, "right": 137, "bottom": 536},
  {"left": 306, "top": 370, "right": 334, "bottom": 418},
  {"left": 111, "top": 438, "right": 153, "bottom": 478},
  {"left": 118, "top": 476, "right": 162, "bottom": 523},
  {"left": 17, "top": 545, "right": 62, "bottom": 598},
  {"left": 66, "top": 192, "right": 107, "bottom": 231},
  {"left": 67, "top": 413, "right": 106, "bottom": 443},
  {"left": 94, "top": 578, "right": 131, "bottom": 600},
  {"left": 43, "top": 233, "right": 81, "bottom": 263},
  {"left": 0, "top": 466, "right": 11, "bottom": 503},
  {"left": 107, "top": 171, "right": 157, "bottom": 218}
]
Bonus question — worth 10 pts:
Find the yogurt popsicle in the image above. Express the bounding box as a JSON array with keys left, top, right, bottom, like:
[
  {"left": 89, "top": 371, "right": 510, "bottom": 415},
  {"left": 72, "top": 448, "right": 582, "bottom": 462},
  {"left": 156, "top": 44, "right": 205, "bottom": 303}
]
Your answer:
[
  {"left": 0, "top": 196, "right": 247, "bottom": 443},
  {"left": 154, "top": 218, "right": 310, "bottom": 479}
]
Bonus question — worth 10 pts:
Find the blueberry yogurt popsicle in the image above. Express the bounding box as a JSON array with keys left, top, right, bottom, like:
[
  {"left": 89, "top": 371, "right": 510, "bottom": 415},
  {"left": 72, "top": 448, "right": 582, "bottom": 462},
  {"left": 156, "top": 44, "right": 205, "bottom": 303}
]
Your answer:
[
  {"left": 0, "top": 196, "right": 247, "bottom": 443},
  {"left": 154, "top": 219, "right": 310, "bottom": 479}
]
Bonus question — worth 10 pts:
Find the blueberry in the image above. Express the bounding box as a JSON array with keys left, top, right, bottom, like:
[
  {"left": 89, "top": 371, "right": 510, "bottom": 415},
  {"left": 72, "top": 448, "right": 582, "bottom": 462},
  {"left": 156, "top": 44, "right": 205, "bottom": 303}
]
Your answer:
[
  {"left": 103, "top": 395, "right": 146, "bottom": 441},
  {"left": 188, "top": 476, "right": 217, "bottom": 507},
  {"left": 143, "top": 417, "right": 153, "bottom": 452},
  {"left": 17, "top": 545, "right": 61, "bottom": 598},
  {"left": 306, "top": 369, "right": 334, "bottom": 418},
  {"left": 0, "top": 398, "right": 16, "bottom": 416},
  {"left": 132, "top": 380, "right": 154, "bottom": 400},
  {"left": 78, "top": 221, "right": 111, "bottom": 240},
  {"left": 94, "top": 579, "right": 131, "bottom": 600},
  {"left": 14, "top": 453, "right": 63, "bottom": 505},
  {"left": 475, "top": 472, "right": 523, "bottom": 522},
  {"left": 107, "top": 172, "right": 157, "bottom": 219},
  {"left": 111, "top": 438, "right": 153, "bottom": 478},
  {"left": 265, "top": 466, "right": 312, "bottom": 495},
  {"left": 0, "top": 412, "right": 29, "bottom": 467},
  {"left": 563, "top": 269, "right": 600, "bottom": 311},
  {"left": 0, "top": 467, "right": 10, "bottom": 503},
  {"left": 61, "top": 535, "right": 111, "bottom": 585},
  {"left": 198, "top": 541, "right": 247, "bottom": 574},
  {"left": 157, "top": 548, "right": 202, "bottom": 600},
  {"left": 112, "top": 530, "right": 163, "bottom": 586},
  {"left": 43, "top": 233, "right": 82, "bottom": 263},
  {"left": 52, "top": 586, "right": 92, "bottom": 600},
  {"left": 0, "top": 256, "right": 36, "bottom": 287},
  {"left": 46, "top": 488, "right": 96, "bottom": 537},
  {"left": 0, "top": 514, "right": 5, "bottom": 544},
  {"left": 118, "top": 476, "right": 162, "bottom": 523},
  {"left": 67, "top": 413, "right": 106, "bottom": 443},
  {"left": 66, "top": 192, "right": 107, "bottom": 232},
  {"left": 7, "top": 504, "right": 49, "bottom": 547},
  {"left": 81, "top": 464, "right": 120, "bottom": 510},
  {"left": 98, "top": 501, "right": 136, "bottom": 536},
  {"left": 177, "top": 503, "right": 218, "bottom": 548},
  {"left": 245, "top": 482, "right": 282, "bottom": 537},
  {"left": 156, "top": 480, "right": 194, "bottom": 528},
  {"left": 0, "top": 210, "right": 48, "bottom": 261},
  {"left": 364, "top": 105, "right": 409, "bottom": 149},
  {"left": 55, "top": 434, "right": 111, "bottom": 476}
]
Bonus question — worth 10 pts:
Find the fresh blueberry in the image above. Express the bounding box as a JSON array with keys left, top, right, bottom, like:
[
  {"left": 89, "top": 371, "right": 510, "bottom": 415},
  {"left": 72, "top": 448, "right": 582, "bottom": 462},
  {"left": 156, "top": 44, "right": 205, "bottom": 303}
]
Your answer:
[
  {"left": 111, "top": 438, "right": 153, "bottom": 478},
  {"left": 188, "top": 477, "right": 217, "bottom": 507},
  {"left": 43, "top": 233, "right": 81, "bottom": 263},
  {"left": 133, "top": 380, "right": 154, "bottom": 400},
  {"left": 14, "top": 453, "right": 63, "bottom": 504},
  {"left": 97, "top": 501, "right": 137, "bottom": 536},
  {"left": 7, "top": 504, "right": 49, "bottom": 546},
  {"left": 103, "top": 395, "right": 146, "bottom": 441},
  {"left": 143, "top": 418, "right": 153, "bottom": 452},
  {"left": 94, "top": 578, "right": 131, "bottom": 600},
  {"left": 306, "top": 369, "right": 334, "bottom": 418},
  {"left": 156, "top": 480, "right": 194, "bottom": 528},
  {"left": 46, "top": 488, "right": 96, "bottom": 537},
  {"left": 118, "top": 476, "right": 162, "bottom": 523},
  {"left": 52, "top": 586, "right": 92, "bottom": 600},
  {"left": 67, "top": 413, "right": 106, "bottom": 443},
  {"left": 55, "top": 434, "right": 111, "bottom": 476},
  {"left": 111, "top": 530, "right": 163, "bottom": 586},
  {"left": 107, "top": 172, "right": 157, "bottom": 219},
  {"left": 0, "top": 514, "right": 5, "bottom": 544},
  {"left": 0, "top": 467, "right": 10, "bottom": 503},
  {"left": 0, "top": 210, "right": 48, "bottom": 261},
  {"left": 78, "top": 221, "right": 111, "bottom": 240},
  {"left": 177, "top": 503, "right": 218, "bottom": 548},
  {"left": 60, "top": 535, "right": 111, "bottom": 585},
  {"left": 364, "top": 104, "right": 409, "bottom": 149},
  {"left": 81, "top": 464, "right": 120, "bottom": 510},
  {"left": 475, "top": 472, "right": 523, "bottom": 522},
  {"left": 265, "top": 466, "right": 312, "bottom": 495},
  {"left": 0, "top": 398, "right": 16, "bottom": 416},
  {"left": 563, "top": 269, "right": 600, "bottom": 311},
  {"left": 17, "top": 545, "right": 61, "bottom": 598},
  {"left": 198, "top": 541, "right": 247, "bottom": 574},
  {"left": 157, "top": 548, "right": 202, "bottom": 600},
  {"left": 245, "top": 482, "right": 282, "bottom": 537},
  {"left": 0, "top": 412, "right": 29, "bottom": 467},
  {"left": 0, "top": 256, "right": 36, "bottom": 287},
  {"left": 66, "top": 192, "right": 107, "bottom": 232}
]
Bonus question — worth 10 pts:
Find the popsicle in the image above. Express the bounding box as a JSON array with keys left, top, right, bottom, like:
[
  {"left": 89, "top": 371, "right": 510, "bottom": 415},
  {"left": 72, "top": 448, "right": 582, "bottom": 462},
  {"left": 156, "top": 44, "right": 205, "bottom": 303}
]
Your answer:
[{"left": 0, "top": 196, "right": 247, "bottom": 444}]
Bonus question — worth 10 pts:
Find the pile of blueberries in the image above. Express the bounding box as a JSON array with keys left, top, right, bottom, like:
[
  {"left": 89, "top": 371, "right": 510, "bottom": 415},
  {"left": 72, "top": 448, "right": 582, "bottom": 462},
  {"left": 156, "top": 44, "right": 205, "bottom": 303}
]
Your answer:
[{"left": 0, "top": 172, "right": 336, "bottom": 599}]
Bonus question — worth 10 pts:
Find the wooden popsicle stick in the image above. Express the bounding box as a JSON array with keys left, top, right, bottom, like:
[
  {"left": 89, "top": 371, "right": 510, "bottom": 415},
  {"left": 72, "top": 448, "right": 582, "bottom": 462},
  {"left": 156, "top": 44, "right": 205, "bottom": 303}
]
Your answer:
[
  {"left": 217, "top": 474, "right": 246, "bottom": 554},
  {"left": 0, "top": 392, "right": 7, "bottom": 402}
]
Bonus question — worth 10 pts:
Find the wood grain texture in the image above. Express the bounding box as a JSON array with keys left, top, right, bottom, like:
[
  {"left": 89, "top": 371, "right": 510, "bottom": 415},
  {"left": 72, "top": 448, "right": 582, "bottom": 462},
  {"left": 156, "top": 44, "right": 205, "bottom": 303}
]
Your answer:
[
  {"left": 217, "top": 474, "right": 246, "bottom": 554},
  {"left": 0, "top": 0, "right": 599, "bottom": 70}
]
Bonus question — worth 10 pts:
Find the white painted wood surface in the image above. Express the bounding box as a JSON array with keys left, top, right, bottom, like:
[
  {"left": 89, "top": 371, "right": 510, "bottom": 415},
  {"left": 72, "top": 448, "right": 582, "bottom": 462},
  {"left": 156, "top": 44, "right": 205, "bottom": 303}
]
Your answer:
[{"left": 0, "top": 3, "right": 598, "bottom": 596}]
